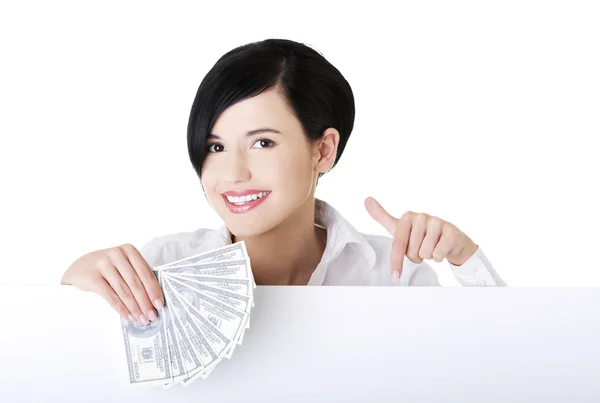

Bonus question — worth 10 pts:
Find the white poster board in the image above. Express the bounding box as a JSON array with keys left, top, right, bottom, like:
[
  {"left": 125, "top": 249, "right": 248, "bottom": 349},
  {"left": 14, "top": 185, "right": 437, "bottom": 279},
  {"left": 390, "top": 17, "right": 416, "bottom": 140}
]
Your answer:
[{"left": 1, "top": 286, "right": 599, "bottom": 402}]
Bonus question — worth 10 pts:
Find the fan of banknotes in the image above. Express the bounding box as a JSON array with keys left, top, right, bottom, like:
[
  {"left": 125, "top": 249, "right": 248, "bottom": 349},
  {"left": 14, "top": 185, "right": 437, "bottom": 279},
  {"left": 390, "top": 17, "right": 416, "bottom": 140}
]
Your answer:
[{"left": 120, "top": 241, "right": 255, "bottom": 388}]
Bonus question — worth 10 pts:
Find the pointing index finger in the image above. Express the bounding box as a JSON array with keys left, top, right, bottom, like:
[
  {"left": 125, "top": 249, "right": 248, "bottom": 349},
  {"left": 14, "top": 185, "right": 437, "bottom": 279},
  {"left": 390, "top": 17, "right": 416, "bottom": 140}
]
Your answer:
[
  {"left": 365, "top": 197, "right": 397, "bottom": 235},
  {"left": 391, "top": 214, "right": 412, "bottom": 279}
]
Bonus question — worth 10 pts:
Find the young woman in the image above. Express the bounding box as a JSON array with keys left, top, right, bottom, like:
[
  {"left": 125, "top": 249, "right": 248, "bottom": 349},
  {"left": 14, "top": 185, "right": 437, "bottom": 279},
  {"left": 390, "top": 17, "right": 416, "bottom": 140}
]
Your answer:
[{"left": 61, "top": 39, "right": 506, "bottom": 326}]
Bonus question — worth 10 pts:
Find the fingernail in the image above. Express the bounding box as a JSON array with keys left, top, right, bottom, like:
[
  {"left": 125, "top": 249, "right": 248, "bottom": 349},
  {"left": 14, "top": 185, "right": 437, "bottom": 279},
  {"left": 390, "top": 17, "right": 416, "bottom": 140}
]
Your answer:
[
  {"left": 139, "top": 314, "right": 150, "bottom": 325},
  {"left": 128, "top": 314, "right": 136, "bottom": 323},
  {"left": 392, "top": 271, "right": 400, "bottom": 280},
  {"left": 147, "top": 310, "right": 158, "bottom": 322},
  {"left": 154, "top": 299, "right": 164, "bottom": 310}
]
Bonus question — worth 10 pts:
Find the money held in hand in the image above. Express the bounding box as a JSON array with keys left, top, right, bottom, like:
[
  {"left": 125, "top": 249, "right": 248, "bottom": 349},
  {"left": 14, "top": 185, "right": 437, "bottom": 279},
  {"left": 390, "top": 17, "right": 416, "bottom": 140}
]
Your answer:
[{"left": 120, "top": 241, "right": 255, "bottom": 387}]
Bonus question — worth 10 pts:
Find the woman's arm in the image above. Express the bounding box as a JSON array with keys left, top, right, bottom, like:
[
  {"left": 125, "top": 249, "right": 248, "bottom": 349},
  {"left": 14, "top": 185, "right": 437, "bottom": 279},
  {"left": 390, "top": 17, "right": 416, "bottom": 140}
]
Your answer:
[
  {"left": 407, "top": 247, "right": 507, "bottom": 286},
  {"left": 448, "top": 246, "right": 507, "bottom": 286}
]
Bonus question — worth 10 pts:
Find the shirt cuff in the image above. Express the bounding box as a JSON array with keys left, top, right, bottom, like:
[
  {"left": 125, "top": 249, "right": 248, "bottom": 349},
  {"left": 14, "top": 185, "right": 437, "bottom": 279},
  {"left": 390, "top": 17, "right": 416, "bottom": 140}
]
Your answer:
[{"left": 448, "top": 246, "right": 504, "bottom": 287}]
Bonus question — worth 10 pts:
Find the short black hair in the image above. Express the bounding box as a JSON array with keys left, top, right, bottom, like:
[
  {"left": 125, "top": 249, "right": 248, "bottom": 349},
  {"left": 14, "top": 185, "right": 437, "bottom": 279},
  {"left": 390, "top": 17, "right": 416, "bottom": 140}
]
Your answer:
[{"left": 187, "top": 38, "right": 355, "bottom": 179}]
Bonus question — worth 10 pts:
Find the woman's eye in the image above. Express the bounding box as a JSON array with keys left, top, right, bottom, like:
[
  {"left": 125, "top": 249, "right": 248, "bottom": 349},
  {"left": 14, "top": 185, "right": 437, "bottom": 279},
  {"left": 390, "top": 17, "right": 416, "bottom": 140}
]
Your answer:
[
  {"left": 207, "top": 143, "right": 224, "bottom": 153},
  {"left": 253, "top": 139, "right": 275, "bottom": 149}
]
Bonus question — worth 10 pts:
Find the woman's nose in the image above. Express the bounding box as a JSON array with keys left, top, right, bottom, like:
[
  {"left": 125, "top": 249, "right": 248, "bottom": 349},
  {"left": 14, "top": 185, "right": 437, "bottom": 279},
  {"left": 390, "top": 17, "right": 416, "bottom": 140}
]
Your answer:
[{"left": 222, "top": 151, "right": 251, "bottom": 183}]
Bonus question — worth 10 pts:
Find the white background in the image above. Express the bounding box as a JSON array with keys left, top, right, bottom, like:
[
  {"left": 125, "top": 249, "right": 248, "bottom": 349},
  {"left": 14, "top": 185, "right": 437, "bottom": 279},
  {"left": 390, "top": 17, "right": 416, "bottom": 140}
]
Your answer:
[{"left": 1, "top": 0, "right": 598, "bottom": 286}]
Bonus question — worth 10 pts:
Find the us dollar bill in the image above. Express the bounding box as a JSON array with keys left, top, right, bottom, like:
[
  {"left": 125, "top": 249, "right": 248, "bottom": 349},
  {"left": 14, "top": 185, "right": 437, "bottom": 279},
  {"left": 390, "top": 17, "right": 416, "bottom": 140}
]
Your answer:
[
  {"left": 154, "top": 242, "right": 249, "bottom": 269},
  {"left": 121, "top": 271, "right": 171, "bottom": 385}
]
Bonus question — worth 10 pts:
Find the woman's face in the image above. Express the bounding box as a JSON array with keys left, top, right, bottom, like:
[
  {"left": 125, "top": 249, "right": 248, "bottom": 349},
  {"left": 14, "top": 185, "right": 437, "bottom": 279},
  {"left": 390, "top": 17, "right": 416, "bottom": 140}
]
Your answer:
[{"left": 200, "top": 88, "right": 334, "bottom": 237}]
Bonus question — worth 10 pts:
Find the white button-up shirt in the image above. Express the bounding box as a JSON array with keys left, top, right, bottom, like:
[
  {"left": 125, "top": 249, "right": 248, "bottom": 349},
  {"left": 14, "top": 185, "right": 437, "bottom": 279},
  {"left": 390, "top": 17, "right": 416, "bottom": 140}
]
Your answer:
[{"left": 141, "top": 198, "right": 506, "bottom": 287}]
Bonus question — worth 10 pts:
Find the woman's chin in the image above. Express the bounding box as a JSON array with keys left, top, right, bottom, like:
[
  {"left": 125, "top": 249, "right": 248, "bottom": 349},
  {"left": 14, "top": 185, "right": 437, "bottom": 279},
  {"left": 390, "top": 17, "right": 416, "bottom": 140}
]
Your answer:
[{"left": 225, "top": 219, "right": 274, "bottom": 239}]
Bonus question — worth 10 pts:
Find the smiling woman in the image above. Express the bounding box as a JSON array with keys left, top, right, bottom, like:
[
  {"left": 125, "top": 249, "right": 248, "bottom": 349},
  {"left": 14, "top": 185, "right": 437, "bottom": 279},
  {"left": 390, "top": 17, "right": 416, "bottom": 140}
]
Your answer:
[
  {"left": 61, "top": 38, "right": 506, "bottom": 325},
  {"left": 198, "top": 88, "right": 334, "bottom": 241}
]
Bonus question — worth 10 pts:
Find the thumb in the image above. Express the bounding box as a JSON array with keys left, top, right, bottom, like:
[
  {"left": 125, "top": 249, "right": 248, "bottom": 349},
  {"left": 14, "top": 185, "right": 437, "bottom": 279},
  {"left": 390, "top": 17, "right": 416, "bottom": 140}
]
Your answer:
[{"left": 364, "top": 197, "right": 397, "bottom": 235}]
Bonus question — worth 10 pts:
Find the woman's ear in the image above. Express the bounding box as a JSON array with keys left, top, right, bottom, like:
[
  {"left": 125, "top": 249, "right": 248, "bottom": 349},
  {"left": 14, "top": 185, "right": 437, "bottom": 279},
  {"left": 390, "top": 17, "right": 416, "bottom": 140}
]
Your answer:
[{"left": 314, "top": 128, "right": 340, "bottom": 174}]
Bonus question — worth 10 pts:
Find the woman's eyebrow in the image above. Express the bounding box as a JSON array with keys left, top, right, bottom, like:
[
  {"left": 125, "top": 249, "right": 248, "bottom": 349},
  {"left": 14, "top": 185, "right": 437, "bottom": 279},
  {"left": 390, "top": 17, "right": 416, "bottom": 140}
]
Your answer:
[{"left": 208, "top": 127, "right": 282, "bottom": 140}]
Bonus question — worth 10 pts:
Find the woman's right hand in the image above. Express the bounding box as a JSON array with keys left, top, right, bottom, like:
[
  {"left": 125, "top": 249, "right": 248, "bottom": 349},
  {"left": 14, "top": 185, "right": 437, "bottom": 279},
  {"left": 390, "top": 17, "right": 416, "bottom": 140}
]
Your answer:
[{"left": 61, "top": 243, "right": 164, "bottom": 325}]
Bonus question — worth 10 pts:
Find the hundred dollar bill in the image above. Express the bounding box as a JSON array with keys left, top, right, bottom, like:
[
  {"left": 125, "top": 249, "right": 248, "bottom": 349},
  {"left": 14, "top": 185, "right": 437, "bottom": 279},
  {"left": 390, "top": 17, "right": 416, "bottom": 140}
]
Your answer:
[
  {"left": 165, "top": 279, "right": 245, "bottom": 384},
  {"left": 164, "top": 292, "right": 220, "bottom": 389},
  {"left": 165, "top": 275, "right": 248, "bottom": 346},
  {"left": 164, "top": 279, "right": 240, "bottom": 385},
  {"left": 163, "top": 280, "right": 221, "bottom": 380},
  {"left": 164, "top": 274, "right": 254, "bottom": 358},
  {"left": 161, "top": 279, "right": 192, "bottom": 388},
  {"left": 161, "top": 331, "right": 181, "bottom": 388},
  {"left": 164, "top": 284, "right": 206, "bottom": 381},
  {"left": 165, "top": 278, "right": 234, "bottom": 356},
  {"left": 162, "top": 312, "right": 184, "bottom": 387},
  {"left": 160, "top": 258, "right": 253, "bottom": 281},
  {"left": 164, "top": 326, "right": 198, "bottom": 387},
  {"left": 165, "top": 275, "right": 253, "bottom": 307},
  {"left": 162, "top": 274, "right": 252, "bottom": 294},
  {"left": 161, "top": 259, "right": 256, "bottom": 307},
  {"left": 121, "top": 271, "right": 172, "bottom": 385},
  {"left": 156, "top": 241, "right": 257, "bottom": 291},
  {"left": 165, "top": 274, "right": 252, "bottom": 314},
  {"left": 169, "top": 276, "right": 254, "bottom": 337},
  {"left": 155, "top": 241, "right": 249, "bottom": 269}
]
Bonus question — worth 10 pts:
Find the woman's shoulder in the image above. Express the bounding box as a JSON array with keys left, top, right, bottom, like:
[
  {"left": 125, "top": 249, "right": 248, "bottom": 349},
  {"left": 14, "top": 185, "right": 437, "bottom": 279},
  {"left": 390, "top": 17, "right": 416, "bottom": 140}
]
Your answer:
[{"left": 139, "top": 226, "right": 228, "bottom": 267}]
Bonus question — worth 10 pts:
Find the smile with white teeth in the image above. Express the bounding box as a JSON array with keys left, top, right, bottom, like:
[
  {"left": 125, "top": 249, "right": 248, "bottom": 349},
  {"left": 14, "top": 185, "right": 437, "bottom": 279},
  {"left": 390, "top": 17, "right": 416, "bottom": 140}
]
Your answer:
[{"left": 226, "top": 191, "right": 269, "bottom": 205}]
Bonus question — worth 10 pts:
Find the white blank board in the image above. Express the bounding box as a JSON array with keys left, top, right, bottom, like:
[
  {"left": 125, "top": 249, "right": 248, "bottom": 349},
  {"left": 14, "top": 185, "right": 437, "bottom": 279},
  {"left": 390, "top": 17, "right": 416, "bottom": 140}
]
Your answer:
[{"left": 1, "top": 286, "right": 599, "bottom": 402}]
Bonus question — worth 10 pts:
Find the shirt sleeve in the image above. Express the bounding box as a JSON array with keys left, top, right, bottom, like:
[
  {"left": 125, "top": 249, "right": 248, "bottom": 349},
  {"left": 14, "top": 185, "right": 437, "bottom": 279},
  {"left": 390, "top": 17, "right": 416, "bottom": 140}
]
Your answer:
[
  {"left": 448, "top": 246, "right": 507, "bottom": 286},
  {"left": 138, "top": 237, "right": 173, "bottom": 268}
]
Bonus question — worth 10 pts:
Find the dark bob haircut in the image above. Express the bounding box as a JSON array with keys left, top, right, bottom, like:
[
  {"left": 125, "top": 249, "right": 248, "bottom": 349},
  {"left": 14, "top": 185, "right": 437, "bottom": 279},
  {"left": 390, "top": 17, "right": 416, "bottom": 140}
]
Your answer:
[{"left": 187, "top": 38, "right": 355, "bottom": 179}]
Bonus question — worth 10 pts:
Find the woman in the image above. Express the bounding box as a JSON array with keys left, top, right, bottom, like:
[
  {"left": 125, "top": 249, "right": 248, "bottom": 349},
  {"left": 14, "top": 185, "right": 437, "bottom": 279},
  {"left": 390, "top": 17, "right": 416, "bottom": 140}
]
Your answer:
[{"left": 61, "top": 38, "right": 506, "bottom": 327}]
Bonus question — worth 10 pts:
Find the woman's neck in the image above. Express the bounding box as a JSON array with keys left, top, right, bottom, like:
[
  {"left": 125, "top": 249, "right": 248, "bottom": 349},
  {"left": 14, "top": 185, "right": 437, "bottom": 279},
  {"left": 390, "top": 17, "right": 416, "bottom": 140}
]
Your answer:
[{"left": 232, "top": 199, "right": 327, "bottom": 285}]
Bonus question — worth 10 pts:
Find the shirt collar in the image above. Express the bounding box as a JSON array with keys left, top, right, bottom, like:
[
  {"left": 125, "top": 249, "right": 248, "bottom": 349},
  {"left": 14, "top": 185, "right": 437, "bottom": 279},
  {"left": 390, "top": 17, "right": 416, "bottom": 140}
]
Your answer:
[
  {"left": 313, "top": 198, "right": 377, "bottom": 269},
  {"left": 211, "top": 197, "right": 377, "bottom": 270}
]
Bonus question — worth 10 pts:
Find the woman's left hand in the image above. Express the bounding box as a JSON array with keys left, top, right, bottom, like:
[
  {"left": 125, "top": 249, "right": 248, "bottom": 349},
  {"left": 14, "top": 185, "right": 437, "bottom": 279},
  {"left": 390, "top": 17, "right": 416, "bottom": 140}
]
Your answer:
[{"left": 364, "top": 197, "right": 478, "bottom": 279}]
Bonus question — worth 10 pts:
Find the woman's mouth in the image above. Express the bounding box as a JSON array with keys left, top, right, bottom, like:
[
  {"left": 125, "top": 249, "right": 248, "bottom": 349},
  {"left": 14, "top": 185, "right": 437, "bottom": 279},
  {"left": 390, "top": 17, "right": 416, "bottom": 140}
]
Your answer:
[{"left": 222, "top": 191, "right": 271, "bottom": 214}]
